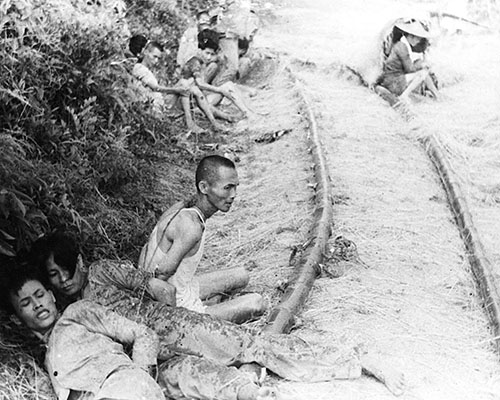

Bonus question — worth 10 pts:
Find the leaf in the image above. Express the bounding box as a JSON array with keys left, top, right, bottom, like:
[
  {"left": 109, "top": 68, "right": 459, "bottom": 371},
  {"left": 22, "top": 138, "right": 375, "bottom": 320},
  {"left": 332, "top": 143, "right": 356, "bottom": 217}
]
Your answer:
[
  {"left": 0, "top": 88, "right": 32, "bottom": 107},
  {"left": 0, "top": 229, "right": 15, "bottom": 240},
  {"left": 10, "top": 192, "right": 27, "bottom": 217},
  {"left": 0, "top": 239, "right": 16, "bottom": 257}
]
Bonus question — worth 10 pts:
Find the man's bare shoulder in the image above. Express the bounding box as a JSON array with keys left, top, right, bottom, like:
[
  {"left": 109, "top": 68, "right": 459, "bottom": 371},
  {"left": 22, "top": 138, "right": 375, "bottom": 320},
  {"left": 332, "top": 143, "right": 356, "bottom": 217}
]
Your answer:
[{"left": 169, "top": 209, "right": 204, "bottom": 239}]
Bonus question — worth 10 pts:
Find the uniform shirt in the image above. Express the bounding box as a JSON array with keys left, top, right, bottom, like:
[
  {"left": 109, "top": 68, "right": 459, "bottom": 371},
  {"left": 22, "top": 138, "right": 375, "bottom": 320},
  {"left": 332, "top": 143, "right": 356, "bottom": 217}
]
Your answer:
[
  {"left": 132, "top": 63, "right": 165, "bottom": 111},
  {"left": 44, "top": 300, "right": 159, "bottom": 400}
]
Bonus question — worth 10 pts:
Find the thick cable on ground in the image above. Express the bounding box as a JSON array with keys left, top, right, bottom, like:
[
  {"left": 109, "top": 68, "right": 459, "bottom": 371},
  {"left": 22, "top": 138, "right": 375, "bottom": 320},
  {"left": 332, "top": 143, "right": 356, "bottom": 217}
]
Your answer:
[
  {"left": 264, "top": 65, "right": 334, "bottom": 334},
  {"left": 422, "top": 134, "right": 500, "bottom": 354}
]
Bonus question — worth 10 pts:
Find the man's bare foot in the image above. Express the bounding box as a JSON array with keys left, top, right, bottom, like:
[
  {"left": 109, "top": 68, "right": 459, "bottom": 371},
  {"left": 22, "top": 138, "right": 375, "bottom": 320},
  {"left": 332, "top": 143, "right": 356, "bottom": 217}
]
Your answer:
[
  {"left": 186, "top": 124, "right": 207, "bottom": 136},
  {"left": 361, "top": 353, "right": 406, "bottom": 396},
  {"left": 256, "top": 386, "right": 279, "bottom": 400}
]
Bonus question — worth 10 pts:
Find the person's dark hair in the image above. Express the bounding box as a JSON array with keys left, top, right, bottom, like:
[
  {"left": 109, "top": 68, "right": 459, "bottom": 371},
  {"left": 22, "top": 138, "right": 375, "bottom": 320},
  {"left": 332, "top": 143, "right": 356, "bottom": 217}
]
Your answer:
[
  {"left": 29, "top": 232, "right": 80, "bottom": 278},
  {"left": 391, "top": 26, "right": 404, "bottom": 43},
  {"left": 129, "top": 34, "right": 148, "bottom": 57},
  {"left": 238, "top": 38, "right": 249, "bottom": 54},
  {"left": 195, "top": 155, "right": 235, "bottom": 192},
  {"left": 0, "top": 262, "right": 46, "bottom": 315},
  {"left": 412, "top": 38, "right": 430, "bottom": 53},
  {"left": 196, "top": 10, "right": 210, "bottom": 20},
  {"left": 198, "top": 29, "right": 219, "bottom": 51}
]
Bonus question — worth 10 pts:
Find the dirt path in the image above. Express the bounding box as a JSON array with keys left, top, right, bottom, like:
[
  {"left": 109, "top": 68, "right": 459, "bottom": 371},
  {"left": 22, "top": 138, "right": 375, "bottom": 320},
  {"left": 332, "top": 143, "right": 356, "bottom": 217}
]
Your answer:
[{"left": 250, "top": 0, "right": 500, "bottom": 398}]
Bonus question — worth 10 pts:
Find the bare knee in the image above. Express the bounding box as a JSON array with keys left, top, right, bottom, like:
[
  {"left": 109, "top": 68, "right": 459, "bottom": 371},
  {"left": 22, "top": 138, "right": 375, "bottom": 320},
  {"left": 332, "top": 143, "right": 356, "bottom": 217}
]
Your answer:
[{"left": 416, "top": 69, "right": 429, "bottom": 79}]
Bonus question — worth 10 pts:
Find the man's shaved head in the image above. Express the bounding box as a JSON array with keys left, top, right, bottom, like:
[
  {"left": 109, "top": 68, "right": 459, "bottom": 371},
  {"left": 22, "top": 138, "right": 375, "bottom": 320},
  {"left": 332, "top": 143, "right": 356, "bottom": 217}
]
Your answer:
[{"left": 195, "top": 155, "right": 236, "bottom": 192}]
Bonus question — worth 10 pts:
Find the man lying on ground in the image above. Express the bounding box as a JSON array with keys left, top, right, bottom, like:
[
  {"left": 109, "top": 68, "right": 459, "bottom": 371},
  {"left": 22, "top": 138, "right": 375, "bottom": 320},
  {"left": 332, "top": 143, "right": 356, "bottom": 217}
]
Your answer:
[
  {"left": 139, "top": 154, "right": 266, "bottom": 323},
  {"left": 29, "top": 230, "right": 407, "bottom": 397},
  {"left": 0, "top": 265, "right": 164, "bottom": 400},
  {"left": 1, "top": 264, "right": 279, "bottom": 400}
]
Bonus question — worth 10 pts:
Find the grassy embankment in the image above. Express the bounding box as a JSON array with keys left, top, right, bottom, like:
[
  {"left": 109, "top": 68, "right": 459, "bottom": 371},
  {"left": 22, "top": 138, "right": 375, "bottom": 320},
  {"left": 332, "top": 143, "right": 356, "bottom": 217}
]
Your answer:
[{"left": 0, "top": 0, "right": 214, "bottom": 397}]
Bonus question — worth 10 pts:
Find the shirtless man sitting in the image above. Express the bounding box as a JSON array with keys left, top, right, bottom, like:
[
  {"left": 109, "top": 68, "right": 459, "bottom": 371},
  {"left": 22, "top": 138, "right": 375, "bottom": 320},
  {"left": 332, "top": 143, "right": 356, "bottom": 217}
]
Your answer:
[
  {"left": 180, "top": 29, "right": 256, "bottom": 121},
  {"left": 131, "top": 37, "right": 228, "bottom": 134},
  {"left": 138, "top": 155, "right": 266, "bottom": 323}
]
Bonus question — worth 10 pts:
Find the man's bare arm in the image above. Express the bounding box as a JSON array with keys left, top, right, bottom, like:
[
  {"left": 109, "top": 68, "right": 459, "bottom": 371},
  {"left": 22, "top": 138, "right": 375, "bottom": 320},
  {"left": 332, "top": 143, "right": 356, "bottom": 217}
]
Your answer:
[
  {"left": 195, "top": 78, "right": 234, "bottom": 100},
  {"left": 155, "top": 214, "right": 203, "bottom": 278},
  {"left": 138, "top": 75, "right": 189, "bottom": 96},
  {"left": 147, "top": 278, "right": 176, "bottom": 306}
]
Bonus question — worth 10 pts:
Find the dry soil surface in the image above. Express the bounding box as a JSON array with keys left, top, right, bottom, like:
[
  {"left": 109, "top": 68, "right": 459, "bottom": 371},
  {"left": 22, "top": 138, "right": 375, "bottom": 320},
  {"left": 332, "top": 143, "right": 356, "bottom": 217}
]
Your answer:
[{"left": 201, "top": 0, "right": 500, "bottom": 398}]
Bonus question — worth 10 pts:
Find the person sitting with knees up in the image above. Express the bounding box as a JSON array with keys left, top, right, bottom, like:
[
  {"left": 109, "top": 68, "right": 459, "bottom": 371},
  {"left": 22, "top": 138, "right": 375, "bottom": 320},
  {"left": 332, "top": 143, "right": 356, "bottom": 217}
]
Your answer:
[
  {"left": 182, "top": 29, "right": 258, "bottom": 120},
  {"left": 129, "top": 35, "right": 210, "bottom": 134},
  {"left": 379, "top": 19, "right": 439, "bottom": 101},
  {"left": 139, "top": 155, "right": 267, "bottom": 323}
]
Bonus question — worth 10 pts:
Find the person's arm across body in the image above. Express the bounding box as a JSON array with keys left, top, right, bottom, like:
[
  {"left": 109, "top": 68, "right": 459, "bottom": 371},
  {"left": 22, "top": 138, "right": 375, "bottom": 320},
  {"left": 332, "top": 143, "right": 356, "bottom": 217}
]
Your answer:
[
  {"left": 72, "top": 300, "right": 161, "bottom": 373},
  {"left": 134, "top": 63, "right": 189, "bottom": 96},
  {"left": 395, "top": 41, "right": 425, "bottom": 74},
  {"left": 195, "top": 78, "right": 236, "bottom": 102},
  {"left": 89, "top": 260, "right": 176, "bottom": 306},
  {"left": 154, "top": 212, "right": 203, "bottom": 280}
]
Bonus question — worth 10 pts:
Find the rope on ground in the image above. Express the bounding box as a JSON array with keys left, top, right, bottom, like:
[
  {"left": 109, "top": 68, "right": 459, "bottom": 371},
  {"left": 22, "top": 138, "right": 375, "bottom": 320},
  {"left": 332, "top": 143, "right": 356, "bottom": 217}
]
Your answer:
[
  {"left": 422, "top": 133, "right": 500, "bottom": 355},
  {"left": 263, "top": 64, "right": 334, "bottom": 334},
  {"left": 385, "top": 93, "right": 500, "bottom": 355}
]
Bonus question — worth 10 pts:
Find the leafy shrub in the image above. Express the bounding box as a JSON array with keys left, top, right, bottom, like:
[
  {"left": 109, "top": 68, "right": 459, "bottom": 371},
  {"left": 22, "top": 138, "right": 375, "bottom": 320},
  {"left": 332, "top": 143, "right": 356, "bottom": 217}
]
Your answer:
[{"left": 0, "top": 0, "right": 194, "bottom": 261}]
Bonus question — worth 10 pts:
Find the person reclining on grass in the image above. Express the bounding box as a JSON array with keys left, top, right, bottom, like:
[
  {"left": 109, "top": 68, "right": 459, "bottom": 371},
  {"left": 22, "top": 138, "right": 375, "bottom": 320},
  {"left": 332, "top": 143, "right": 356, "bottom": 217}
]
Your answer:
[
  {"left": 0, "top": 265, "right": 164, "bottom": 400},
  {"left": 29, "top": 228, "right": 407, "bottom": 397},
  {"left": 1, "top": 264, "right": 279, "bottom": 400},
  {"left": 139, "top": 154, "right": 266, "bottom": 323},
  {"left": 29, "top": 232, "right": 407, "bottom": 397},
  {"left": 130, "top": 35, "right": 228, "bottom": 134},
  {"left": 378, "top": 19, "right": 439, "bottom": 102}
]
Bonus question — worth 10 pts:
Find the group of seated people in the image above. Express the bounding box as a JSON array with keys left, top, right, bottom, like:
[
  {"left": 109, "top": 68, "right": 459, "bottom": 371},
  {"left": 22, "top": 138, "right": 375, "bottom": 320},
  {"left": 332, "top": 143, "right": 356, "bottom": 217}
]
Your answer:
[
  {"left": 376, "top": 18, "right": 440, "bottom": 103},
  {"left": 0, "top": 154, "right": 407, "bottom": 400},
  {"left": 129, "top": 0, "right": 261, "bottom": 136}
]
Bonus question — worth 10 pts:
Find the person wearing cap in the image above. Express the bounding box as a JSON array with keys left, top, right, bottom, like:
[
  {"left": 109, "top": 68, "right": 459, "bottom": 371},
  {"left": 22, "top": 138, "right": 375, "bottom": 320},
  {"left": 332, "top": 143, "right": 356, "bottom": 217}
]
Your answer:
[{"left": 379, "top": 19, "right": 439, "bottom": 100}]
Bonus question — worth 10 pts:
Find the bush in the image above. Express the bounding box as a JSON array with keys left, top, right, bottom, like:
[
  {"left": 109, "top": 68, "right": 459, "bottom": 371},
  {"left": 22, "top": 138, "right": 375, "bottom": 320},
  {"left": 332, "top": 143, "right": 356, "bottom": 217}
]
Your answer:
[{"left": 0, "top": 0, "right": 194, "bottom": 262}]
